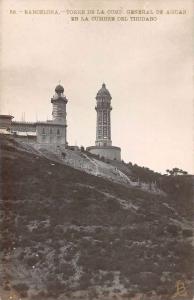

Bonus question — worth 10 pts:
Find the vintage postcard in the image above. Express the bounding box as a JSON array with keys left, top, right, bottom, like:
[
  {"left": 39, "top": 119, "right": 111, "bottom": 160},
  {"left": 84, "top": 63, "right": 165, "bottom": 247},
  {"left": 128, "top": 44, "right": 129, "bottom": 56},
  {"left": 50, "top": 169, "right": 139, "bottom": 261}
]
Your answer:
[{"left": 0, "top": 0, "right": 193, "bottom": 299}]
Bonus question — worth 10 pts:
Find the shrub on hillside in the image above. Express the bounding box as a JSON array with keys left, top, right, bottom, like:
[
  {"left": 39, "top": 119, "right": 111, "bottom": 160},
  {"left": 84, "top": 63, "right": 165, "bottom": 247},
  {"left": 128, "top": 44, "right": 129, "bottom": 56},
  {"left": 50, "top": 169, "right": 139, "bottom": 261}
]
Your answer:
[
  {"left": 182, "top": 229, "right": 193, "bottom": 237},
  {"left": 12, "top": 282, "right": 29, "bottom": 298},
  {"left": 166, "top": 224, "right": 180, "bottom": 236}
]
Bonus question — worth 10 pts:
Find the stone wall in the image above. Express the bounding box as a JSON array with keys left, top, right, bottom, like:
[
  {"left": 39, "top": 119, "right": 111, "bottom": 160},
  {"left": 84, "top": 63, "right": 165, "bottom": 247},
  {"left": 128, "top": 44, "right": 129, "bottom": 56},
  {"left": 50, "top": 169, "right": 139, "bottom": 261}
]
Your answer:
[
  {"left": 86, "top": 145, "right": 121, "bottom": 161},
  {"left": 13, "top": 134, "right": 37, "bottom": 144},
  {"left": 0, "top": 115, "right": 13, "bottom": 130},
  {"left": 36, "top": 123, "right": 67, "bottom": 145}
]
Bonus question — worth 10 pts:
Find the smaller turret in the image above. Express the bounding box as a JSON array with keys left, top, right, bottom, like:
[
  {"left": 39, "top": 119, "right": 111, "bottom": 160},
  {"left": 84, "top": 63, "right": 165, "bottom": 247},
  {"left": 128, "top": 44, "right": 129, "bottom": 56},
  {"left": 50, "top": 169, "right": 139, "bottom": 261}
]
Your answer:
[{"left": 51, "top": 84, "right": 68, "bottom": 124}]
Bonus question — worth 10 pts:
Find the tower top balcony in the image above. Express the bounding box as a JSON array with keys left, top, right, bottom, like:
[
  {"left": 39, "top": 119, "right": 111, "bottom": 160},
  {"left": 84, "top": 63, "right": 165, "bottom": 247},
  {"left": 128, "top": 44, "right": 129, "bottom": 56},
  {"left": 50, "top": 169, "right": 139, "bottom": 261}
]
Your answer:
[{"left": 95, "top": 102, "right": 112, "bottom": 110}]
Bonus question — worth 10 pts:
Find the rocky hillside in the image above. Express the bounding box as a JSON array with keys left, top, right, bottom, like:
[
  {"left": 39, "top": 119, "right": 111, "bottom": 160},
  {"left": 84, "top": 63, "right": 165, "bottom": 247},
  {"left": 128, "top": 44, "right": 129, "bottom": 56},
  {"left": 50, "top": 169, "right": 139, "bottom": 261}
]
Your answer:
[
  {"left": 30, "top": 143, "right": 161, "bottom": 194},
  {"left": 0, "top": 135, "right": 193, "bottom": 300}
]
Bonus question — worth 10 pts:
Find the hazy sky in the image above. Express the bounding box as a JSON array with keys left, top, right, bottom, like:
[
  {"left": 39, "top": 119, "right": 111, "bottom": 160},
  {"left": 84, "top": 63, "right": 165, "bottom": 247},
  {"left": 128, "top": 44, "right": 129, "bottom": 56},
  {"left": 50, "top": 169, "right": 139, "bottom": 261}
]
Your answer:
[{"left": 1, "top": 0, "right": 193, "bottom": 174}]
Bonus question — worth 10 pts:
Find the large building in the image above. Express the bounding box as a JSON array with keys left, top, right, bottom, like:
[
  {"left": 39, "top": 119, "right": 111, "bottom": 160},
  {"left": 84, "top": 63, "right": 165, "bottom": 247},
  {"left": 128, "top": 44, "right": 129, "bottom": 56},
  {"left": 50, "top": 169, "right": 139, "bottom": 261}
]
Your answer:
[
  {"left": 0, "top": 83, "right": 122, "bottom": 161},
  {"left": 0, "top": 84, "right": 68, "bottom": 146},
  {"left": 86, "top": 83, "right": 121, "bottom": 161}
]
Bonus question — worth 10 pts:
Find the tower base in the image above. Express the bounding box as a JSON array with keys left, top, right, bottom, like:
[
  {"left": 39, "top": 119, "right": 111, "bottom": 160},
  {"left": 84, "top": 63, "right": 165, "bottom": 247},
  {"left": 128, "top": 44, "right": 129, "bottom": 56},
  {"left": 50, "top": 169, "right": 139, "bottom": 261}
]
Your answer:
[{"left": 86, "top": 145, "right": 121, "bottom": 161}]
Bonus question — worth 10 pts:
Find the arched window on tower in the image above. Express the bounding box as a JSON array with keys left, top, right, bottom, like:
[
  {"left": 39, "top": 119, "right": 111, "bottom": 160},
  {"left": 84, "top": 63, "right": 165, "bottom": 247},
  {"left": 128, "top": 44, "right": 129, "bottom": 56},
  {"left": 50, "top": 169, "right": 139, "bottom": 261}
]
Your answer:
[{"left": 57, "top": 128, "right": 60, "bottom": 136}]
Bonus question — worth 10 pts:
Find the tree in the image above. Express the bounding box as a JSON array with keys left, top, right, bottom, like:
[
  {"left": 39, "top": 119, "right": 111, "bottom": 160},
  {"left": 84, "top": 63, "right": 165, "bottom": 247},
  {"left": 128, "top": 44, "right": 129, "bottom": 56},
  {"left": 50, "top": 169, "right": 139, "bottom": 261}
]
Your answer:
[{"left": 166, "top": 168, "right": 188, "bottom": 176}]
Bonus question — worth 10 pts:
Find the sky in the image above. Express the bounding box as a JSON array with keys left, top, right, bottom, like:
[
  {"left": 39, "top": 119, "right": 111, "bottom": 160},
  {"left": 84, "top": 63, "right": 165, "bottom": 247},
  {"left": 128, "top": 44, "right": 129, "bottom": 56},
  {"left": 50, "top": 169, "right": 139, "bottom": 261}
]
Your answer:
[{"left": 0, "top": 0, "right": 193, "bottom": 174}]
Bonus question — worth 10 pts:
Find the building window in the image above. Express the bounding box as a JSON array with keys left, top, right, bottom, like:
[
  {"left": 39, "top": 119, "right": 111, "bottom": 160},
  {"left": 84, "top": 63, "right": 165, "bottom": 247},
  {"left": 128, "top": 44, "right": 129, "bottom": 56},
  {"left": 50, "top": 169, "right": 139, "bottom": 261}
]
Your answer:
[
  {"left": 57, "top": 129, "right": 60, "bottom": 135},
  {"left": 50, "top": 128, "right": 52, "bottom": 134},
  {"left": 42, "top": 128, "right": 45, "bottom": 135}
]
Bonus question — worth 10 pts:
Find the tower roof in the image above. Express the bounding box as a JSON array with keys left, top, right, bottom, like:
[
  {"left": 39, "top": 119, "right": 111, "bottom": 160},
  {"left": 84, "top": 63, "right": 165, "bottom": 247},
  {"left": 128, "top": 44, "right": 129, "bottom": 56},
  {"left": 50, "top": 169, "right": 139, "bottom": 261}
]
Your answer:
[
  {"left": 51, "top": 84, "right": 68, "bottom": 103},
  {"left": 55, "top": 84, "right": 64, "bottom": 93},
  {"left": 96, "top": 83, "right": 112, "bottom": 99}
]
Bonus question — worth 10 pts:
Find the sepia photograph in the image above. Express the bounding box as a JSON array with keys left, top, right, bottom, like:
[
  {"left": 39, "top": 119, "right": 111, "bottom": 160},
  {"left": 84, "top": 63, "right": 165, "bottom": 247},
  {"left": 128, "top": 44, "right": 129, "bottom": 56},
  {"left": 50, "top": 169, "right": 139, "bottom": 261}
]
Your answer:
[{"left": 0, "top": 0, "right": 193, "bottom": 299}]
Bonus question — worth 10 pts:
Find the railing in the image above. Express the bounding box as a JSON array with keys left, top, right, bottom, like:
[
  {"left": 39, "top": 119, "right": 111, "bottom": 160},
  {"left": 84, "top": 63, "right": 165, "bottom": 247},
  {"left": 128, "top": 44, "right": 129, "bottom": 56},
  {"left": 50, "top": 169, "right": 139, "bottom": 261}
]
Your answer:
[{"left": 12, "top": 121, "right": 36, "bottom": 125}]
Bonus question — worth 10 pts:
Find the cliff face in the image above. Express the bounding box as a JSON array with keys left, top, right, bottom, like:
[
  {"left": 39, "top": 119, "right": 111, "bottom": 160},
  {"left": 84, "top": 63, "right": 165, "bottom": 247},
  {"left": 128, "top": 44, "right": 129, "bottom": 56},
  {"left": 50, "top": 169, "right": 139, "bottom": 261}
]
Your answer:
[{"left": 0, "top": 135, "right": 193, "bottom": 300}]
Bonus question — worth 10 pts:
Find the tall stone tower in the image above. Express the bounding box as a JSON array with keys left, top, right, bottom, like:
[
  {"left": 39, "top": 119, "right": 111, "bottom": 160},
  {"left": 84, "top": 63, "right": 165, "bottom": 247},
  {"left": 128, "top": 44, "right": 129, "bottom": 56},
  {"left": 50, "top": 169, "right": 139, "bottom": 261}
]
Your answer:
[
  {"left": 51, "top": 84, "right": 68, "bottom": 124},
  {"left": 95, "top": 83, "right": 112, "bottom": 147},
  {"left": 87, "top": 83, "right": 121, "bottom": 161}
]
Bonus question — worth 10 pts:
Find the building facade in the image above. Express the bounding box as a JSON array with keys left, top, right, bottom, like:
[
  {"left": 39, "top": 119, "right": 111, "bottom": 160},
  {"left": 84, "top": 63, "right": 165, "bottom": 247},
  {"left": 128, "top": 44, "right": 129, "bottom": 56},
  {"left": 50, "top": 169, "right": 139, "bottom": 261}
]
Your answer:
[
  {"left": 0, "top": 83, "right": 122, "bottom": 160},
  {"left": 87, "top": 83, "right": 121, "bottom": 161},
  {"left": 0, "top": 84, "right": 68, "bottom": 146},
  {"left": 0, "top": 115, "right": 14, "bottom": 133}
]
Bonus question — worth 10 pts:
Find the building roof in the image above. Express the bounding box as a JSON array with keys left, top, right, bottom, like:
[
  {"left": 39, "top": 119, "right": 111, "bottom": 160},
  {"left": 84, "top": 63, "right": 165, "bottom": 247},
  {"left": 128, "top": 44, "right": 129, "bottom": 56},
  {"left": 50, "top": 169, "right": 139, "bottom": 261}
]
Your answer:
[
  {"left": 0, "top": 115, "right": 14, "bottom": 119},
  {"left": 12, "top": 121, "right": 66, "bottom": 127},
  {"left": 96, "top": 83, "right": 112, "bottom": 99},
  {"left": 36, "top": 121, "right": 67, "bottom": 127}
]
